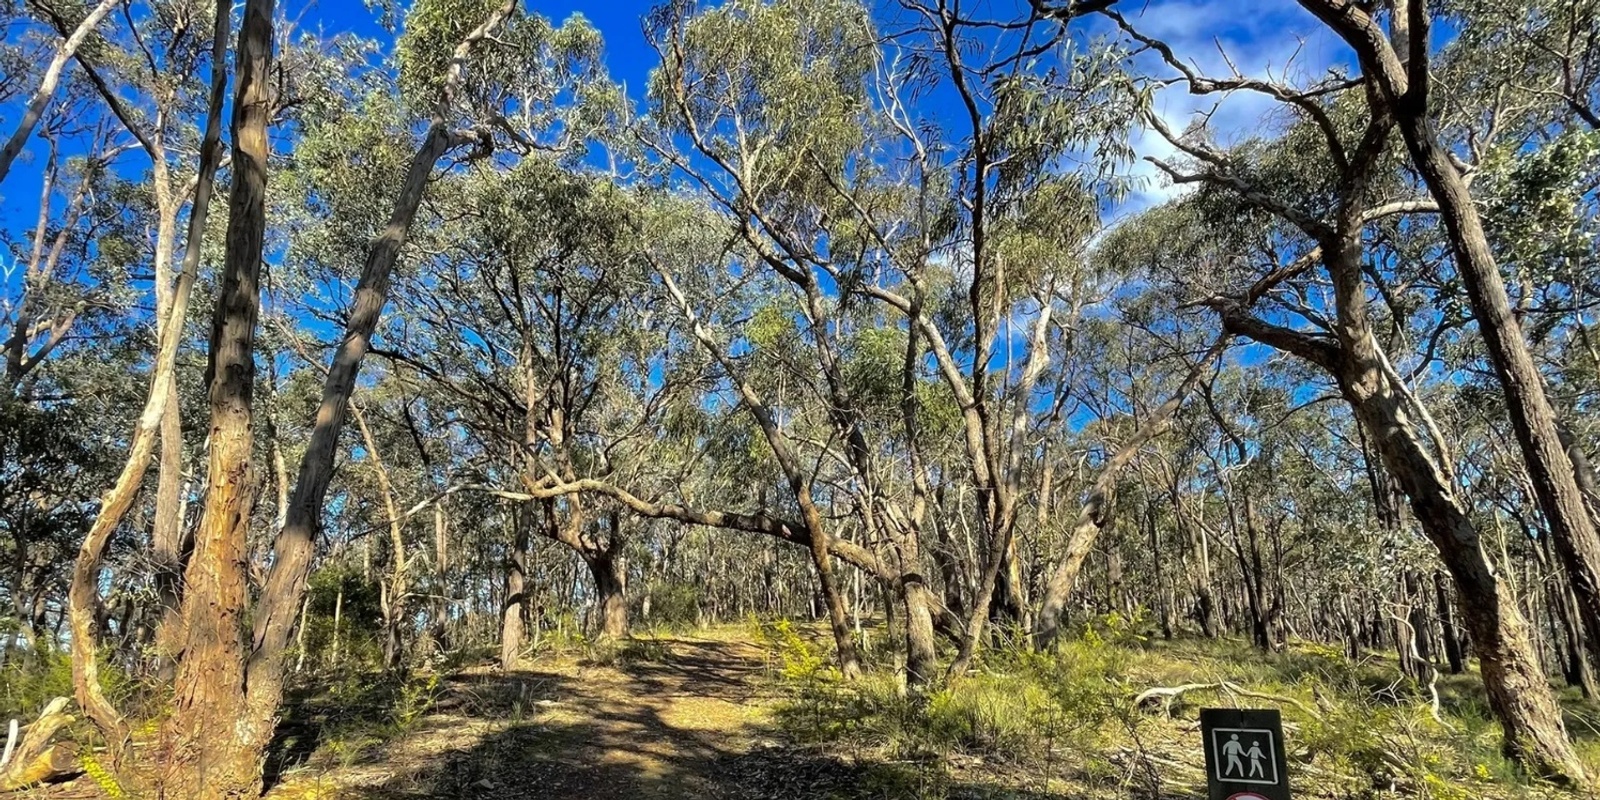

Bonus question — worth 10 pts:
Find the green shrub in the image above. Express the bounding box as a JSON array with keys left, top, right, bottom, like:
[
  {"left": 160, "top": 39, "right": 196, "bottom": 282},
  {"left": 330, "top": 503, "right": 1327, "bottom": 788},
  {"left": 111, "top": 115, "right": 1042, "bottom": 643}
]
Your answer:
[
  {"left": 0, "top": 647, "right": 136, "bottom": 722},
  {"left": 289, "top": 567, "right": 386, "bottom": 675},
  {"left": 923, "top": 671, "right": 1057, "bottom": 757},
  {"left": 641, "top": 583, "right": 702, "bottom": 631},
  {"left": 530, "top": 609, "right": 587, "bottom": 655},
  {"left": 585, "top": 635, "right": 673, "bottom": 666}
]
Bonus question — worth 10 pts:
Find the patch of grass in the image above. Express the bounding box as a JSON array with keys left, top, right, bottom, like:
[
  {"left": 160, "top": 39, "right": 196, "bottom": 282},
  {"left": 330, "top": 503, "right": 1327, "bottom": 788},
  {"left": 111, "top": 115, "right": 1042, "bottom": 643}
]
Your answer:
[
  {"left": 755, "top": 620, "right": 1134, "bottom": 796},
  {"left": 270, "top": 667, "right": 447, "bottom": 780},
  {"left": 755, "top": 617, "right": 1595, "bottom": 799},
  {"left": 583, "top": 634, "right": 674, "bottom": 667}
]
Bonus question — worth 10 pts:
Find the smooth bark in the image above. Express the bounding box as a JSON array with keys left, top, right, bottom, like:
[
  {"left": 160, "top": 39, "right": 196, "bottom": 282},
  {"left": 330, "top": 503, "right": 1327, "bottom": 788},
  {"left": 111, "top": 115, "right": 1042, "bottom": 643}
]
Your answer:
[
  {"left": 66, "top": 0, "right": 230, "bottom": 755},
  {"left": 241, "top": 5, "right": 516, "bottom": 781},
  {"left": 1033, "top": 336, "right": 1227, "bottom": 644}
]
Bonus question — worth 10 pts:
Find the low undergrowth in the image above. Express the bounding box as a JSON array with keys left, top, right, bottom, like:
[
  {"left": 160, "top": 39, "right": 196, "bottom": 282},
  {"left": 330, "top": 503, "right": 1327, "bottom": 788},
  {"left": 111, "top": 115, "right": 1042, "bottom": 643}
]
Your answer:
[{"left": 751, "top": 614, "right": 1600, "bottom": 799}]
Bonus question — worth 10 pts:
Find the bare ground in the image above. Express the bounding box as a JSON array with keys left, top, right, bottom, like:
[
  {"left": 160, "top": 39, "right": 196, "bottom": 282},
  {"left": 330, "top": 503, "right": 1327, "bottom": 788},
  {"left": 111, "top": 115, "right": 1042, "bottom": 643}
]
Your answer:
[
  {"left": 263, "top": 633, "right": 944, "bottom": 800},
  {"left": 19, "top": 631, "right": 1586, "bottom": 798}
]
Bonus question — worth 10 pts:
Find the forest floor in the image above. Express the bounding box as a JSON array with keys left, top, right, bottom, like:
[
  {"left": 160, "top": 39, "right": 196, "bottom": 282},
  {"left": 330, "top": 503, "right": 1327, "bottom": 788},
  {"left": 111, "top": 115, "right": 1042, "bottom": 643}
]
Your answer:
[
  {"left": 260, "top": 628, "right": 961, "bottom": 800},
  {"left": 262, "top": 631, "right": 786, "bottom": 799},
  {"left": 249, "top": 623, "right": 1596, "bottom": 800},
  {"left": 255, "top": 625, "right": 1102, "bottom": 800},
  {"left": 251, "top": 624, "right": 1599, "bottom": 800},
  {"left": 14, "top": 625, "right": 1597, "bottom": 798}
]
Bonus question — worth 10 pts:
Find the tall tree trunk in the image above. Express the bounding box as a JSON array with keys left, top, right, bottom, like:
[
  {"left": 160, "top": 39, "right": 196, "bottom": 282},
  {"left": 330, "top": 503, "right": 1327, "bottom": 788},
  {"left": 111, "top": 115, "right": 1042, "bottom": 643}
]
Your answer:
[
  {"left": 66, "top": 0, "right": 230, "bottom": 751},
  {"left": 330, "top": 587, "right": 343, "bottom": 667},
  {"left": 349, "top": 400, "right": 407, "bottom": 670},
  {"left": 1553, "top": 566, "right": 1597, "bottom": 698},
  {"left": 1541, "top": 530, "right": 1599, "bottom": 698},
  {"left": 1396, "top": 100, "right": 1600, "bottom": 683},
  {"left": 1224, "top": 301, "right": 1588, "bottom": 781},
  {"left": 1175, "top": 485, "right": 1218, "bottom": 638},
  {"left": 1235, "top": 494, "right": 1273, "bottom": 651},
  {"left": 1355, "top": 389, "right": 1578, "bottom": 777},
  {"left": 1403, "top": 571, "right": 1435, "bottom": 674},
  {"left": 432, "top": 503, "right": 450, "bottom": 651},
  {"left": 992, "top": 541, "right": 1027, "bottom": 627},
  {"left": 293, "top": 596, "right": 309, "bottom": 675},
  {"left": 901, "top": 579, "right": 939, "bottom": 691},
  {"left": 587, "top": 551, "right": 628, "bottom": 641},
  {"left": 1300, "top": 8, "right": 1600, "bottom": 774},
  {"left": 161, "top": 0, "right": 274, "bottom": 790},
  {"left": 1434, "top": 570, "right": 1465, "bottom": 675},
  {"left": 239, "top": 6, "right": 515, "bottom": 782},
  {"left": 500, "top": 505, "right": 531, "bottom": 672},
  {"left": 151, "top": 196, "right": 188, "bottom": 682},
  {"left": 1147, "top": 499, "right": 1174, "bottom": 640}
]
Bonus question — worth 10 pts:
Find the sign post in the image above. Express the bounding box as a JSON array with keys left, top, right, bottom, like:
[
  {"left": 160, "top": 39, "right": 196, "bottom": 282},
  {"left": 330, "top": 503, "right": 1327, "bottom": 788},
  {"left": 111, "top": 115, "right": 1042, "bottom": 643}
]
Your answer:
[{"left": 1199, "top": 708, "right": 1291, "bottom": 800}]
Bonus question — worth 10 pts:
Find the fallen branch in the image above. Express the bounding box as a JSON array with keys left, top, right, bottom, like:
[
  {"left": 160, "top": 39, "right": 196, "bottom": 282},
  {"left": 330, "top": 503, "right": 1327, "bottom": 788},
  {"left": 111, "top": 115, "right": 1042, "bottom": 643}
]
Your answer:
[
  {"left": 1133, "top": 681, "right": 1316, "bottom": 718},
  {"left": 0, "top": 697, "right": 79, "bottom": 791},
  {"left": 0, "top": 717, "right": 16, "bottom": 769}
]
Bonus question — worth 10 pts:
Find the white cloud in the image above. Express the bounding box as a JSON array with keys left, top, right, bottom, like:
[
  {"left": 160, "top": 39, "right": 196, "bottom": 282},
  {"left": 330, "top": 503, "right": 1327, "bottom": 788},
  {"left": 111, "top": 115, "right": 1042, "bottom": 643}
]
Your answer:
[{"left": 1110, "top": 0, "right": 1352, "bottom": 217}]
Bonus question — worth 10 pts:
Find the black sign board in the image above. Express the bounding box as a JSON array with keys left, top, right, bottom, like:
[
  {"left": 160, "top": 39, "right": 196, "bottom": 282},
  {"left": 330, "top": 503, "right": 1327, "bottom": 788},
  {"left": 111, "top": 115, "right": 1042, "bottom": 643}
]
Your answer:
[{"left": 1199, "top": 708, "right": 1291, "bottom": 800}]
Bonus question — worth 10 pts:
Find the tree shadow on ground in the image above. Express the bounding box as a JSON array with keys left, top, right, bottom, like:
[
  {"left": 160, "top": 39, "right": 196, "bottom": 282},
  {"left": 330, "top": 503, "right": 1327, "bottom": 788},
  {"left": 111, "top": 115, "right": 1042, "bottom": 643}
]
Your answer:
[{"left": 268, "top": 638, "right": 1081, "bottom": 799}]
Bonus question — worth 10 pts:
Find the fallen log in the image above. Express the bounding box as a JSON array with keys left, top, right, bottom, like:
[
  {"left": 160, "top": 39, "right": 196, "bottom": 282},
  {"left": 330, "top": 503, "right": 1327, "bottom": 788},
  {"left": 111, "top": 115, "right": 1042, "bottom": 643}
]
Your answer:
[{"left": 0, "top": 697, "right": 81, "bottom": 791}]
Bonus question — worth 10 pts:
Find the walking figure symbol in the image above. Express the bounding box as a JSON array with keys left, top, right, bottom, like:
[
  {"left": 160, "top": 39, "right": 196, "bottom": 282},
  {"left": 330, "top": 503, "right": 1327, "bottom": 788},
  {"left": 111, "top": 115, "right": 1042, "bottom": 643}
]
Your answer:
[
  {"left": 1246, "top": 739, "right": 1266, "bottom": 777},
  {"left": 1222, "top": 732, "right": 1260, "bottom": 777},
  {"left": 1202, "top": 712, "right": 1286, "bottom": 796},
  {"left": 1215, "top": 729, "right": 1276, "bottom": 784},
  {"left": 1222, "top": 734, "right": 1246, "bottom": 776}
]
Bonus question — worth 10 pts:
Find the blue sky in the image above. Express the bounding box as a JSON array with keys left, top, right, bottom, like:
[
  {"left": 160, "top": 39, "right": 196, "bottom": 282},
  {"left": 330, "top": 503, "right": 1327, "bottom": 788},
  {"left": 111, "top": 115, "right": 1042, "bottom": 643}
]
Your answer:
[
  {"left": 0, "top": 0, "right": 1360, "bottom": 323},
  {"left": 288, "top": 0, "right": 1349, "bottom": 172},
  {"left": 0, "top": 0, "right": 1354, "bottom": 226},
  {"left": 301, "top": 0, "right": 663, "bottom": 92}
]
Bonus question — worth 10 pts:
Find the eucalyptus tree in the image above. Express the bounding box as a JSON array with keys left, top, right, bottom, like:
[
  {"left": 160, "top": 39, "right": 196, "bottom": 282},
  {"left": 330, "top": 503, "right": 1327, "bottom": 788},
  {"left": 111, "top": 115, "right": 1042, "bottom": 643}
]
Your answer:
[
  {"left": 1297, "top": 4, "right": 1600, "bottom": 754},
  {"left": 245, "top": 2, "right": 607, "bottom": 790},
  {"left": 157, "top": 0, "right": 275, "bottom": 789},
  {"left": 1440, "top": 2, "right": 1600, "bottom": 677},
  {"left": 1441, "top": 4, "right": 1600, "bottom": 696},
  {"left": 0, "top": 0, "right": 122, "bottom": 186},
  {"left": 0, "top": 122, "right": 131, "bottom": 395},
  {"left": 644, "top": 0, "right": 1161, "bottom": 682},
  {"left": 47, "top": 0, "right": 612, "bottom": 791},
  {"left": 1108, "top": 5, "right": 1588, "bottom": 778},
  {"left": 250, "top": 3, "right": 522, "bottom": 748},
  {"left": 643, "top": 0, "right": 897, "bottom": 679},
  {"left": 1022, "top": 268, "right": 1238, "bottom": 642},
  {"left": 388, "top": 157, "right": 662, "bottom": 659},
  {"left": 64, "top": 1, "right": 231, "bottom": 730}
]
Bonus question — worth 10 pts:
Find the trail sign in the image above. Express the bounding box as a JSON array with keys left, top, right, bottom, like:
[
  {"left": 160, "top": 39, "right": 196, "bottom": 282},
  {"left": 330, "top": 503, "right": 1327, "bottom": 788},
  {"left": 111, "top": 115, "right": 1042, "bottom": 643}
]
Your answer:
[{"left": 1200, "top": 708, "right": 1291, "bottom": 800}]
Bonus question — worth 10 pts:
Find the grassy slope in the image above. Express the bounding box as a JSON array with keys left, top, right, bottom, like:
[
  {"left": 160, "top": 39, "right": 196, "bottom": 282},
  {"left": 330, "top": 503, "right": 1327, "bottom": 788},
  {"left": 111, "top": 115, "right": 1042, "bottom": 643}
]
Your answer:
[{"left": 745, "top": 616, "right": 1600, "bottom": 799}]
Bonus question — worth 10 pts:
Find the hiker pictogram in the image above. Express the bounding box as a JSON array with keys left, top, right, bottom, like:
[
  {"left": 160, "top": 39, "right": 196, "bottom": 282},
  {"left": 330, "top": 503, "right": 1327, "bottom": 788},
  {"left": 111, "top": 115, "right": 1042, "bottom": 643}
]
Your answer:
[
  {"left": 1211, "top": 728, "right": 1278, "bottom": 785},
  {"left": 1200, "top": 709, "right": 1290, "bottom": 799},
  {"left": 1220, "top": 733, "right": 1270, "bottom": 778}
]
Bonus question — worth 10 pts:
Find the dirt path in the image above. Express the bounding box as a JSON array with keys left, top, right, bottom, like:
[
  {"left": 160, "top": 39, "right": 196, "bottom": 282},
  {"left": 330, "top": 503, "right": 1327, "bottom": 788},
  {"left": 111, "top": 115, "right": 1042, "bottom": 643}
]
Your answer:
[{"left": 269, "top": 635, "right": 814, "bottom": 799}]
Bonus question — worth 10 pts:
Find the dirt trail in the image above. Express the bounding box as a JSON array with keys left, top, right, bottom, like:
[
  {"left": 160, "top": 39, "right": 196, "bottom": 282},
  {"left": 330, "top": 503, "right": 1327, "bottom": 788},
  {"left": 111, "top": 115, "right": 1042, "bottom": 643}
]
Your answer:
[{"left": 270, "top": 635, "right": 815, "bottom": 799}]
